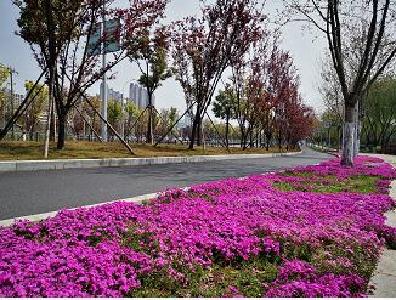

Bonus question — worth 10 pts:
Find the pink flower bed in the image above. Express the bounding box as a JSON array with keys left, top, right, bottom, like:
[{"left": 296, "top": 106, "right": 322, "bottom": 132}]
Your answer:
[{"left": 0, "top": 156, "right": 395, "bottom": 297}]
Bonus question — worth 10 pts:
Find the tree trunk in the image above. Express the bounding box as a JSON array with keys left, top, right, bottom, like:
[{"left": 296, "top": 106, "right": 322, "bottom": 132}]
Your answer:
[
  {"left": 265, "top": 132, "right": 272, "bottom": 151},
  {"left": 286, "top": 132, "right": 290, "bottom": 151},
  {"left": 197, "top": 118, "right": 202, "bottom": 147},
  {"left": 29, "top": 126, "right": 34, "bottom": 141},
  {"left": 278, "top": 130, "right": 282, "bottom": 151},
  {"left": 201, "top": 119, "right": 205, "bottom": 150},
  {"left": 240, "top": 127, "right": 246, "bottom": 149},
  {"left": 353, "top": 101, "right": 359, "bottom": 157},
  {"left": 189, "top": 114, "right": 199, "bottom": 149},
  {"left": 259, "top": 129, "right": 262, "bottom": 148},
  {"left": 146, "top": 93, "right": 154, "bottom": 145},
  {"left": 189, "top": 106, "right": 204, "bottom": 149},
  {"left": 356, "top": 120, "right": 362, "bottom": 156},
  {"left": 366, "top": 130, "right": 371, "bottom": 150},
  {"left": 50, "top": 105, "right": 56, "bottom": 142},
  {"left": 225, "top": 114, "right": 229, "bottom": 148},
  {"left": 255, "top": 128, "right": 259, "bottom": 148},
  {"left": 341, "top": 104, "right": 355, "bottom": 166},
  {"left": 338, "top": 125, "right": 342, "bottom": 152},
  {"left": 57, "top": 113, "right": 66, "bottom": 149}
]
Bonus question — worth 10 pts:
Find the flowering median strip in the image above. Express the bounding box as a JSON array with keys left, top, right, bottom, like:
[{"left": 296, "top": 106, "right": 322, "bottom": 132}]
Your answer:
[{"left": 1, "top": 156, "right": 396, "bottom": 297}]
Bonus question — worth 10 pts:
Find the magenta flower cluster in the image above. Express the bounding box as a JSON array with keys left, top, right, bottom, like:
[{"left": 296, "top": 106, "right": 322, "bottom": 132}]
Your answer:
[
  {"left": 0, "top": 156, "right": 395, "bottom": 297},
  {"left": 265, "top": 260, "right": 366, "bottom": 298}
]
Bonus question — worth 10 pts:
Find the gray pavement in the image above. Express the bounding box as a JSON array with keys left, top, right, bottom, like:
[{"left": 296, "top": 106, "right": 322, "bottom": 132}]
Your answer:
[
  {"left": 370, "top": 156, "right": 396, "bottom": 298},
  {"left": 0, "top": 147, "right": 331, "bottom": 221}
]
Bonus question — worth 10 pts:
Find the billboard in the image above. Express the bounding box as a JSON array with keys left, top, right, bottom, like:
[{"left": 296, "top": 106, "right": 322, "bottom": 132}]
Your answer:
[
  {"left": 87, "top": 23, "right": 102, "bottom": 56},
  {"left": 87, "top": 18, "right": 121, "bottom": 56},
  {"left": 104, "top": 18, "right": 121, "bottom": 54}
]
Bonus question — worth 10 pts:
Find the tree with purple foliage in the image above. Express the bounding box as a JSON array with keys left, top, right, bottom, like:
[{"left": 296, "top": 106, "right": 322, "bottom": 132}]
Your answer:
[{"left": 170, "top": 0, "right": 265, "bottom": 149}]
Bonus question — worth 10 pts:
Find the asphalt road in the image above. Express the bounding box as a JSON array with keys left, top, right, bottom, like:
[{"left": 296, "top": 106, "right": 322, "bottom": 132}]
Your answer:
[{"left": 0, "top": 148, "right": 331, "bottom": 220}]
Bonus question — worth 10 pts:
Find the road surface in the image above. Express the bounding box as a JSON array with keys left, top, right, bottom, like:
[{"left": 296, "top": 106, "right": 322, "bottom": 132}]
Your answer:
[{"left": 0, "top": 148, "right": 331, "bottom": 220}]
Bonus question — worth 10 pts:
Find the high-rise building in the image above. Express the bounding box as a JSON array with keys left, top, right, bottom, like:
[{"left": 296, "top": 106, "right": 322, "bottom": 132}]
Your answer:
[
  {"left": 100, "top": 83, "right": 124, "bottom": 103},
  {"left": 129, "top": 83, "right": 138, "bottom": 107},
  {"left": 137, "top": 84, "right": 144, "bottom": 108},
  {"left": 129, "top": 82, "right": 156, "bottom": 109}
]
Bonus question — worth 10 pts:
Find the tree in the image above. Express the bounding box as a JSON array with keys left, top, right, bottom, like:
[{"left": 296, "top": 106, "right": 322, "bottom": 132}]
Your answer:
[
  {"left": 13, "top": 0, "right": 166, "bottom": 150},
  {"left": 164, "top": 107, "right": 179, "bottom": 140},
  {"left": 83, "top": 95, "right": 102, "bottom": 141},
  {"left": 124, "top": 23, "right": 172, "bottom": 145},
  {"left": 107, "top": 100, "right": 123, "bottom": 140},
  {"left": 318, "top": 55, "right": 344, "bottom": 149},
  {"left": 212, "top": 90, "right": 237, "bottom": 148},
  {"left": 124, "top": 101, "right": 140, "bottom": 140},
  {"left": 0, "top": 64, "right": 10, "bottom": 128},
  {"left": 226, "top": 76, "right": 251, "bottom": 149},
  {"left": 155, "top": 107, "right": 179, "bottom": 141},
  {"left": 171, "top": 0, "right": 264, "bottom": 149},
  {"left": 362, "top": 78, "right": 396, "bottom": 152},
  {"left": 287, "top": 0, "right": 396, "bottom": 165},
  {"left": 285, "top": 101, "right": 315, "bottom": 149},
  {"left": 320, "top": 109, "right": 343, "bottom": 149},
  {"left": 226, "top": 31, "right": 280, "bottom": 150},
  {"left": 71, "top": 109, "right": 85, "bottom": 138},
  {"left": 22, "top": 81, "right": 48, "bottom": 140},
  {"left": 265, "top": 47, "right": 300, "bottom": 150}
]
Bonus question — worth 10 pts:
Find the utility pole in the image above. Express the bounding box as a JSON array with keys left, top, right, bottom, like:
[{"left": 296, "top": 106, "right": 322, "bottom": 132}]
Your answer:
[{"left": 101, "top": 0, "right": 108, "bottom": 142}]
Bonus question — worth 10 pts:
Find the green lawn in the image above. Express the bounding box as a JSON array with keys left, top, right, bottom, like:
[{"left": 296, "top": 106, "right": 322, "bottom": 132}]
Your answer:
[
  {"left": 0, "top": 141, "right": 299, "bottom": 161},
  {"left": 273, "top": 173, "right": 379, "bottom": 193}
]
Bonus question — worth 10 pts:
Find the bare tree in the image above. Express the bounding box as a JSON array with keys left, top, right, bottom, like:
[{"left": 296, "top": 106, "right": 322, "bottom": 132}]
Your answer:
[
  {"left": 318, "top": 54, "right": 344, "bottom": 148},
  {"left": 123, "top": 0, "right": 170, "bottom": 145},
  {"left": 287, "top": 0, "right": 396, "bottom": 165}
]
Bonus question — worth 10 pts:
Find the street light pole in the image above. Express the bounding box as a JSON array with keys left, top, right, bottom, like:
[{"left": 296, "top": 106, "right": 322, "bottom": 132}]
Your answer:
[{"left": 101, "top": 0, "right": 108, "bottom": 142}]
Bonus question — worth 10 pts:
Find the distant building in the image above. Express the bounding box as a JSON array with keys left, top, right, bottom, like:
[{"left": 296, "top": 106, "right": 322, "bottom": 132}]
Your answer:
[
  {"left": 176, "top": 115, "right": 193, "bottom": 130},
  {"left": 129, "top": 82, "right": 155, "bottom": 109},
  {"left": 100, "top": 83, "right": 125, "bottom": 104},
  {"left": 98, "top": 82, "right": 157, "bottom": 109},
  {"left": 108, "top": 88, "right": 123, "bottom": 103},
  {"left": 129, "top": 83, "right": 137, "bottom": 106},
  {"left": 1, "top": 89, "right": 25, "bottom": 112}
]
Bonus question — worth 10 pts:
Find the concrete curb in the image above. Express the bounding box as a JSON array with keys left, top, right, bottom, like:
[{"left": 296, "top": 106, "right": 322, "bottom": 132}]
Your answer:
[
  {"left": 310, "top": 145, "right": 339, "bottom": 156},
  {"left": 311, "top": 145, "right": 338, "bottom": 152},
  {"left": 0, "top": 192, "right": 163, "bottom": 228},
  {"left": 0, "top": 151, "right": 301, "bottom": 173}
]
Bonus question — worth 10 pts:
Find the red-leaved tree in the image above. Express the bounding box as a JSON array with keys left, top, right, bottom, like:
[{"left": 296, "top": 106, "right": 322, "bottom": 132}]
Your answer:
[
  {"left": 266, "top": 48, "right": 299, "bottom": 149},
  {"left": 171, "top": 0, "right": 264, "bottom": 149}
]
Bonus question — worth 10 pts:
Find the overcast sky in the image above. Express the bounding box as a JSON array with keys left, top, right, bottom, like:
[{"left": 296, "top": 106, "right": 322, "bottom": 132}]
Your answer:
[{"left": 0, "top": 0, "right": 327, "bottom": 115}]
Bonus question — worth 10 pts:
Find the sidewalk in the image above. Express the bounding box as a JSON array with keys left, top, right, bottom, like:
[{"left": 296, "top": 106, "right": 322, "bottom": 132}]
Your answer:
[
  {"left": 0, "top": 151, "right": 301, "bottom": 173},
  {"left": 369, "top": 154, "right": 396, "bottom": 297}
]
